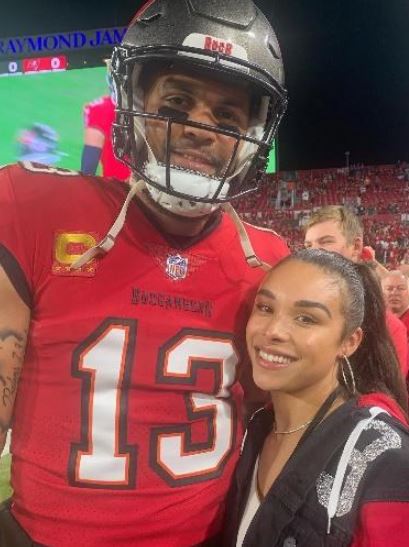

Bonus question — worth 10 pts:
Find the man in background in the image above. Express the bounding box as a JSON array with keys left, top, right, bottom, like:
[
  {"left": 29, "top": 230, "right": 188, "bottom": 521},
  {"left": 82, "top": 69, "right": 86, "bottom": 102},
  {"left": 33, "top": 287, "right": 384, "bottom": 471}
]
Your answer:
[
  {"left": 382, "top": 271, "right": 409, "bottom": 337},
  {"left": 81, "top": 60, "right": 131, "bottom": 181},
  {"left": 304, "top": 205, "right": 408, "bottom": 377}
]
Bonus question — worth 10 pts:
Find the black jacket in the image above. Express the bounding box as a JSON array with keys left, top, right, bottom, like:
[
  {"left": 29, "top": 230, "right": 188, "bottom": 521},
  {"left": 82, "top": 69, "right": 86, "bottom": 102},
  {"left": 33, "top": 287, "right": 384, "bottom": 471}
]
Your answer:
[{"left": 223, "top": 397, "right": 409, "bottom": 547}]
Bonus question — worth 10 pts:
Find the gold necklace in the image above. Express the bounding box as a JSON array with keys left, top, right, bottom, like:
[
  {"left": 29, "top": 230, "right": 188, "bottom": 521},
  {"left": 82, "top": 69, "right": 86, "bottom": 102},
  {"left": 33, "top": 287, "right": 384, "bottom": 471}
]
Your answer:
[
  {"left": 273, "top": 390, "right": 342, "bottom": 435},
  {"left": 274, "top": 418, "right": 313, "bottom": 435}
]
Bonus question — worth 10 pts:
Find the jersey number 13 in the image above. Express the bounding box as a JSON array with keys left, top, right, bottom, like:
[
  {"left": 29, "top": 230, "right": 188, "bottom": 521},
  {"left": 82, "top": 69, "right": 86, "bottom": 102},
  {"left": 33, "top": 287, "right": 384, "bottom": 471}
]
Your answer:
[{"left": 68, "top": 318, "right": 239, "bottom": 489}]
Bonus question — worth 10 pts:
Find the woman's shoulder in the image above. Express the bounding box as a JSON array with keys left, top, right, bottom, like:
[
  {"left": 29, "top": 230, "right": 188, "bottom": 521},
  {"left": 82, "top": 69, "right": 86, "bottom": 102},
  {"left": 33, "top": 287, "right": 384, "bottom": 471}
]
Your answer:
[
  {"left": 325, "top": 395, "right": 409, "bottom": 506},
  {"left": 357, "top": 392, "right": 408, "bottom": 425},
  {"left": 360, "top": 409, "right": 409, "bottom": 494}
]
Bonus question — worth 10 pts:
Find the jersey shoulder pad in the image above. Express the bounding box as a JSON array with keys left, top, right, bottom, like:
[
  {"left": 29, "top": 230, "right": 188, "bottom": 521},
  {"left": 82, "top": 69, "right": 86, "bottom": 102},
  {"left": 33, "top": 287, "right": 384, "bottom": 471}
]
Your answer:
[
  {"left": 243, "top": 221, "right": 289, "bottom": 250},
  {"left": 243, "top": 220, "right": 284, "bottom": 239}
]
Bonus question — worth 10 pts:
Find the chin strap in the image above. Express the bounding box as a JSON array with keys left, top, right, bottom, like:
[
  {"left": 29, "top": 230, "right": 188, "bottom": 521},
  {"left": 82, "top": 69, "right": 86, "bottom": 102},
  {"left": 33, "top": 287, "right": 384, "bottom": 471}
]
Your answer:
[
  {"left": 70, "top": 180, "right": 143, "bottom": 270},
  {"left": 222, "top": 202, "right": 271, "bottom": 271},
  {"left": 71, "top": 181, "right": 271, "bottom": 273}
]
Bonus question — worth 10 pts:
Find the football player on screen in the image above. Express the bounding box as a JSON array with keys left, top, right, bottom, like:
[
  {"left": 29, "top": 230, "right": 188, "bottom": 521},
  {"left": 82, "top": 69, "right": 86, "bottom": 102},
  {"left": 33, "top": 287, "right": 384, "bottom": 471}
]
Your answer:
[
  {"left": 81, "top": 60, "right": 131, "bottom": 181},
  {"left": 0, "top": 1, "right": 289, "bottom": 545},
  {"left": 17, "top": 123, "right": 66, "bottom": 165}
]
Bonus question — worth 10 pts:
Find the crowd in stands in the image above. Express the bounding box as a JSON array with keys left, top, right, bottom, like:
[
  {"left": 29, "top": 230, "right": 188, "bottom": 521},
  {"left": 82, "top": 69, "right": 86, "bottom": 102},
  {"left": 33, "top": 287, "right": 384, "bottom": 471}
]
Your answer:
[{"left": 237, "top": 162, "right": 409, "bottom": 268}]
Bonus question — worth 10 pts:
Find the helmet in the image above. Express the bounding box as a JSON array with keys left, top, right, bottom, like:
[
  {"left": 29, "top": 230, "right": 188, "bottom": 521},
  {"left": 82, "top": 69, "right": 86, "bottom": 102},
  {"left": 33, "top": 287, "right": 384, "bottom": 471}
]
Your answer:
[{"left": 111, "top": 0, "right": 287, "bottom": 217}]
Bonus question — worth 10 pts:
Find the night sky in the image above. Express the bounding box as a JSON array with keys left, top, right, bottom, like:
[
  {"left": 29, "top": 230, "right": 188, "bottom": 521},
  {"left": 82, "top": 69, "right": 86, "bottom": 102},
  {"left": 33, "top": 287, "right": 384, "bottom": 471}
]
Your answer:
[{"left": 1, "top": 0, "right": 408, "bottom": 171}]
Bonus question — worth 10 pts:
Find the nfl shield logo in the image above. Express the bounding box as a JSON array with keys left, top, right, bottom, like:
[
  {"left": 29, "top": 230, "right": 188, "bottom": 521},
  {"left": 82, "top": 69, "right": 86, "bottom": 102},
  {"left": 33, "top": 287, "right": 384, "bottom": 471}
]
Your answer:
[{"left": 166, "top": 254, "right": 189, "bottom": 280}]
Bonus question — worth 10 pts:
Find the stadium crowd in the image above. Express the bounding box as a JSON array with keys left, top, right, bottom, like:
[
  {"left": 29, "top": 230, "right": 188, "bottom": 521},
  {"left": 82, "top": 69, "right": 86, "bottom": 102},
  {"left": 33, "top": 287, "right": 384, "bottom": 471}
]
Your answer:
[
  {"left": 2, "top": 0, "right": 409, "bottom": 543},
  {"left": 237, "top": 162, "right": 409, "bottom": 268}
]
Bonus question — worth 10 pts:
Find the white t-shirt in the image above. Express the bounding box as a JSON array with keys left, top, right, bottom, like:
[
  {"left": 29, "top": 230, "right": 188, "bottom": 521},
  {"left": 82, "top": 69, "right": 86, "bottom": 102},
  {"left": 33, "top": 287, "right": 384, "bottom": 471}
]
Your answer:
[{"left": 236, "top": 457, "right": 261, "bottom": 546}]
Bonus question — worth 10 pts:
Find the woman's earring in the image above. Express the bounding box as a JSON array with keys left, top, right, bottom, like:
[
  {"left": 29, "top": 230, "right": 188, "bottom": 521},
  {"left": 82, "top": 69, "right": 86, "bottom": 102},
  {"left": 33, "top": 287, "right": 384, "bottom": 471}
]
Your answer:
[{"left": 340, "top": 354, "right": 356, "bottom": 395}]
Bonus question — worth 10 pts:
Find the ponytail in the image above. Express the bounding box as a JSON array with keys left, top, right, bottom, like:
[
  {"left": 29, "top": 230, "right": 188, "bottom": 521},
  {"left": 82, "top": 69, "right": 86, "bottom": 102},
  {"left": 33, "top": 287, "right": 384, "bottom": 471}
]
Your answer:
[
  {"left": 351, "top": 264, "right": 408, "bottom": 413},
  {"left": 290, "top": 249, "right": 408, "bottom": 414}
]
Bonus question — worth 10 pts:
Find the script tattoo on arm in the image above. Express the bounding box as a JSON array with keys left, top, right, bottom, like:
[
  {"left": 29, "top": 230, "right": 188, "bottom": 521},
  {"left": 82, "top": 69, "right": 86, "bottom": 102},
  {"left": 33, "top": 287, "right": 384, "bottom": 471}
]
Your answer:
[{"left": 0, "top": 328, "right": 27, "bottom": 435}]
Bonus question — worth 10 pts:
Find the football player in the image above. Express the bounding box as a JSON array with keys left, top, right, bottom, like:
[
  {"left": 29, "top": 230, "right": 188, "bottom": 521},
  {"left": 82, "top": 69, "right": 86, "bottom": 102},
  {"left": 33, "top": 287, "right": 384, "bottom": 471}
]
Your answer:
[
  {"left": 0, "top": 1, "right": 289, "bottom": 545},
  {"left": 17, "top": 123, "right": 65, "bottom": 165},
  {"left": 81, "top": 60, "right": 131, "bottom": 180}
]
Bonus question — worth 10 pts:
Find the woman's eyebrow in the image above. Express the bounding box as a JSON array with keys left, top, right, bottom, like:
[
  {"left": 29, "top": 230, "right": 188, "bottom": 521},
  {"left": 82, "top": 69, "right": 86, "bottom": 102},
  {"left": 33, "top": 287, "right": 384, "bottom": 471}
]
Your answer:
[
  {"left": 256, "top": 288, "right": 275, "bottom": 300},
  {"left": 294, "top": 300, "right": 332, "bottom": 318}
]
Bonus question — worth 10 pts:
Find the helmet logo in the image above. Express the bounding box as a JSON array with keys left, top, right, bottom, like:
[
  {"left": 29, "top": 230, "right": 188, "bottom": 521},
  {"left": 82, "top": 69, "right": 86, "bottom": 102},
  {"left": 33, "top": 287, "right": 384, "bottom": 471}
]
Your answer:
[
  {"left": 182, "top": 34, "right": 249, "bottom": 69},
  {"left": 204, "top": 36, "right": 233, "bottom": 56},
  {"left": 166, "top": 254, "right": 189, "bottom": 280}
]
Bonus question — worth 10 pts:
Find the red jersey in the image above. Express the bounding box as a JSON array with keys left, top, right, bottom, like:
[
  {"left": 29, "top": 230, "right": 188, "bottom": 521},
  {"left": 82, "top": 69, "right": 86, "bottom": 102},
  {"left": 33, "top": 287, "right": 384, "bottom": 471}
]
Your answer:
[
  {"left": 83, "top": 96, "right": 131, "bottom": 181},
  {"left": 386, "top": 310, "right": 409, "bottom": 376},
  {"left": 0, "top": 162, "right": 289, "bottom": 547},
  {"left": 399, "top": 308, "right": 409, "bottom": 337}
]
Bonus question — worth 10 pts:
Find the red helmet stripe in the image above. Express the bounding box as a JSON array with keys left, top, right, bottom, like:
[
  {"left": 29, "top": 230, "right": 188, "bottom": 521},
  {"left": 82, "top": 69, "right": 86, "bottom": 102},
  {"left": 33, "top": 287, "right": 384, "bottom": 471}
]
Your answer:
[{"left": 129, "top": 0, "right": 157, "bottom": 27}]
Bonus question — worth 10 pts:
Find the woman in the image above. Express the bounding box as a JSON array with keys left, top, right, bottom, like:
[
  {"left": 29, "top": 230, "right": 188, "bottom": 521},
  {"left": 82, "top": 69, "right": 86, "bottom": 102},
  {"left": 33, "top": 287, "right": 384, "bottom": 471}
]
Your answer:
[{"left": 224, "top": 249, "right": 409, "bottom": 546}]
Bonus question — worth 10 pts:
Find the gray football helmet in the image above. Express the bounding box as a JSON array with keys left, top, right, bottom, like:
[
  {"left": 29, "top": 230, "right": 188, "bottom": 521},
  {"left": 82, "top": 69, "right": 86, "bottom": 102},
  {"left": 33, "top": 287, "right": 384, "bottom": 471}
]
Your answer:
[{"left": 111, "top": 0, "right": 287, "bottom": 216}]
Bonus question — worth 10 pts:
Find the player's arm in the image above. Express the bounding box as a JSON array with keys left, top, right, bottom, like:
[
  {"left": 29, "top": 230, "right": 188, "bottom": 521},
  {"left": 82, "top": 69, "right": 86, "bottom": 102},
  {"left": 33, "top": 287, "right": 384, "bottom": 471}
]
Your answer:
[
  {"left": 81, "top": 127, "right": 105, "bottom": 175},
  {"left": 0, "top": 266, "right": 30, "bottom": 455}
]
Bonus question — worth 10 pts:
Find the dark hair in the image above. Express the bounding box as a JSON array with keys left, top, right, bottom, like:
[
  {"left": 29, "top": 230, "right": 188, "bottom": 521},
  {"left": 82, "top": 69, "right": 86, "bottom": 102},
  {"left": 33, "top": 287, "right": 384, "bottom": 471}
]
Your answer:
[{"left": 279, "top": 248, "right": 408, "bottom": 413}]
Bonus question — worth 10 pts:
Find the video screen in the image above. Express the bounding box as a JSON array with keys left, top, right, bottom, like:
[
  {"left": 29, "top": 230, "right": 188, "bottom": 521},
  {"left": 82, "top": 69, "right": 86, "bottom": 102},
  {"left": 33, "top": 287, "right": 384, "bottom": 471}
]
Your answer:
[
  {"left": 0, "top": 66, "right": 107, "bottom": 171},
  {"left": 0, "top": 65, "right": 277, "bottom": 174},
  {"left": 266, "top": 140, "right": 276, "bottom": 174}
]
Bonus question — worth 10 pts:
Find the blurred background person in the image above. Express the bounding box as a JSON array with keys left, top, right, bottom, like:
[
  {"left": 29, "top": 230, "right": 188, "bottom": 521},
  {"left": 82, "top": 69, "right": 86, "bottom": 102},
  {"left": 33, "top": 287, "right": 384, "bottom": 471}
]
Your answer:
[
  {"left": 304, "top": 205, "right": 408, "bottom": 377},
  {"left": 81, "top": 60, "right": 130, "bottom": 181},
  {"left": 17, "top": 123, "right": 65, "bottom": 165},
  {"left": 382, "top": 271, "right": 409, "bottom": 338}
]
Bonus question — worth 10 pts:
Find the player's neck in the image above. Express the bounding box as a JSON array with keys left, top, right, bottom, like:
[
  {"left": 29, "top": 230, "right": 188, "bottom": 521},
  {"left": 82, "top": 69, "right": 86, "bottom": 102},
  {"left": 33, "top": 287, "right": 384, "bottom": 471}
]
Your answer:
[{"left": 136, "top": 188, "right": 215, "bottom": 237}]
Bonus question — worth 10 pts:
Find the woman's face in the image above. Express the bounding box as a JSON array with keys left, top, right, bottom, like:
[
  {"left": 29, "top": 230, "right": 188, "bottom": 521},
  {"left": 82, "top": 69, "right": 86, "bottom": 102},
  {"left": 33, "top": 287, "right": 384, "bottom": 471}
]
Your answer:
[{"left": 246, "top": 259, "right": 362, "bottom": 396}]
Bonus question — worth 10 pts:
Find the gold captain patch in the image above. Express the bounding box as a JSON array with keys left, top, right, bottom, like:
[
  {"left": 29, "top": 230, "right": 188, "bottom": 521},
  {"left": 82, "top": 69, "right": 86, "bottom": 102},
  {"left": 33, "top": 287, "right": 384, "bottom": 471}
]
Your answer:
[{"left": 52, "top": 231, "right": 99, "bottom": 277}]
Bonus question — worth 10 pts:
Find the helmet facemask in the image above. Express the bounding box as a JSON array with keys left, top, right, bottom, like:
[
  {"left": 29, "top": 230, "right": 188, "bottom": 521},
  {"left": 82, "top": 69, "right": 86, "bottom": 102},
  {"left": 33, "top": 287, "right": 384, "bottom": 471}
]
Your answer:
[{"left": 112, "top": 42, "right": 287, "bottom": 217}]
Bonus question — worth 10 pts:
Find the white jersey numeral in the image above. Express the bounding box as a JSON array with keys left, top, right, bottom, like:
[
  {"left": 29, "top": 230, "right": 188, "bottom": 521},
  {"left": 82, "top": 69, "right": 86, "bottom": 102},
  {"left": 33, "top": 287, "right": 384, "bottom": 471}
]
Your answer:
[
  {"left": 70, "top": 322, "right": 238, "bottom": 489},
  {"left": 153, "top": 334, "right": 238, "bottom": 485},
  {"left": 69, "top": 318, "right": 137, "bottom": 489},
  {"left": 76, "top": 326, "right": 130, "bottom": 484}
]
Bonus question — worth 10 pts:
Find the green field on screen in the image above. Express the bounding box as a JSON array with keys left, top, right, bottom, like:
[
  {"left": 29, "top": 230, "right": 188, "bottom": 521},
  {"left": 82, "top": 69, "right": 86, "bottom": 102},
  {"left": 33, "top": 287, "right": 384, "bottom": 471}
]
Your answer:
[
  {"left": 1, "top": 66, "right": 277, "bottom": 174},
  {"left": 0, "top": 454, "right": 12, "bottom": 502},
  {"left": 0, "top": 67, "right": 107, "bottom": 170}
]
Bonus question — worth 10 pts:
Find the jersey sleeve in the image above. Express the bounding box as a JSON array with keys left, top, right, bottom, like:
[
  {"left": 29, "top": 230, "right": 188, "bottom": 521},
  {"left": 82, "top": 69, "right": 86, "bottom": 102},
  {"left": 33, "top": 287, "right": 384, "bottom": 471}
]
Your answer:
[
  {"left": 268, "top": 232, "right": 291, "bottom": 263},
  {"left": 386, "top": 311, "right": 409, "bottom": 377},
  {"left": 243, "top": 222, "right": 290, "bottom": 267},
  {"left": 0, "top": 165, "right": 33, "bottom": 307},
  {"left": 352, "top": 501, "right": 409, "bottom": 546}
]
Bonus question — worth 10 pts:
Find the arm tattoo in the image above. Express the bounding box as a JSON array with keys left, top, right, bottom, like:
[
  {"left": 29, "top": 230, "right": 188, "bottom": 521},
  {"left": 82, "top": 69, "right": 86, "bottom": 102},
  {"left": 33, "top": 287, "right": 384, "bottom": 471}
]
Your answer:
[{"left": 0, "top": 328, "right": 27, "bottom": 413}]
